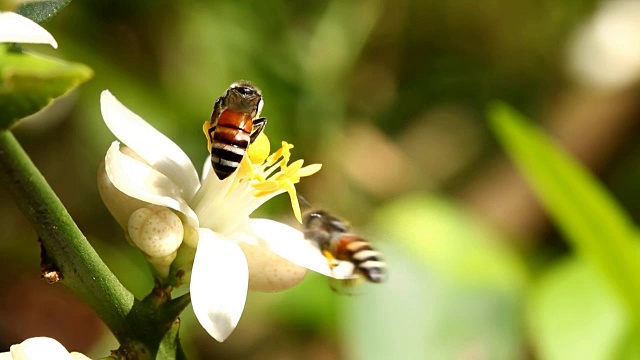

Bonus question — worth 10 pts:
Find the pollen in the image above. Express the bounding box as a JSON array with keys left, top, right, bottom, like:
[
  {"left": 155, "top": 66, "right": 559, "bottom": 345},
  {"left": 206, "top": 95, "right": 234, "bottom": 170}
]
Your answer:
[
  {"left": 247, "top": 132, "right": 270, "bottom": 164},
  {"left": 238, "top": 138, "right": 322, "bottom": 223}
]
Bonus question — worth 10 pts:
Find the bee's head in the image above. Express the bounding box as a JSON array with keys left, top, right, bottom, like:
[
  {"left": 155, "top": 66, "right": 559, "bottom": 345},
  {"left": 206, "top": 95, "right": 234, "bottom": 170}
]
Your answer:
[
  {"left": 224, "top": 81, "right": 264, "bottom": 118},
  {"left": 303, "top": 210, "right": 349, "bottom": 234}
]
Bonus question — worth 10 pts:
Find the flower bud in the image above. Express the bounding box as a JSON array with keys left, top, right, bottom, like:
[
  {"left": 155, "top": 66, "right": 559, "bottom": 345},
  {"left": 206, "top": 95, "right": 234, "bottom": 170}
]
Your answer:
[
  {"left": 182, "top": 224, "right": 199, "bottom": 248},
  {"left": 3, "top": 337, "right": 89, "bottom": 360},
  {"left": 166, "top": 227, "right": 199, "bottom": 287},
  {"left": 128, "top": 205, "right": 183, "bottom": 258},
  {"left": 239, "top": 243, "right": 307, "bottom": 292},
  {"left": 146, "top": 251, "right": 178, "bottom": 279}
]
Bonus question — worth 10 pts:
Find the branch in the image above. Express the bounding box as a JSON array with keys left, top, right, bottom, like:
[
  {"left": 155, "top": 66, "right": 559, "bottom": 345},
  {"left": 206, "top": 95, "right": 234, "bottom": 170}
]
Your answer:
[{"left": 0, "top": 130, "right": 137, "bottom": 341}]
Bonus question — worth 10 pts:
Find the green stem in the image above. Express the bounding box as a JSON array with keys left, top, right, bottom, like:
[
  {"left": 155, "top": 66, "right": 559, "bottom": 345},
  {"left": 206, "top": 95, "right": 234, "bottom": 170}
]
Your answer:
[
  {"left": 0, "top": 130, "right": 177, "bottom": 353},
  {"left": 161, "top": 293, "right": 192, "bottom": 324},
  {"left": 0, "top": 130, "right": 190, "bottom": 358}
]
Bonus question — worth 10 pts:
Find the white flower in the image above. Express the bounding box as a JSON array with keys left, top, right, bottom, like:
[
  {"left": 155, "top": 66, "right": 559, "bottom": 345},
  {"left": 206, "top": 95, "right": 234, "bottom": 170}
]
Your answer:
[
  {"left": 0, "top": 337, "right": 90, "bottom": 360},
  {"left": 98, "top": 90, "right": 351, "bottom": 342},
  {"left": 0, "top": 11, "right": 57, "bottom": 48},
  {"left": 568, "top": 0, "right": 640, "bottom": 90}
]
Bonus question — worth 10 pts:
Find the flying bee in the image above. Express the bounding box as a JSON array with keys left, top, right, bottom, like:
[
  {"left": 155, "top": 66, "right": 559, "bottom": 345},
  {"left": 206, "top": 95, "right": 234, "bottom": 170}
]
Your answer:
[
  {"left": 203, "top": 81, "right": 267, "bottom": 180},
  {"left": 302, "top": 208, "right": 386, "bottom": 290}
]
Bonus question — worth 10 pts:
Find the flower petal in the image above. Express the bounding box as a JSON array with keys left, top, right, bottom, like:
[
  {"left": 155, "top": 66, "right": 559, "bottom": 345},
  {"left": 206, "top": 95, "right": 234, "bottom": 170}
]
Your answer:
[
  {"left": 0, "top": 12, "right": 58, "bottom": 48},
  {"left": 100, "top": 90, "right": 200, "bottom": 200},
  {"left": 248, "top": 219, "right": 354, "bottom": 279},
  {"left": 97, "top": 159, "right": 149, "bottom": 230},
  {"left": 70, "top": 353, "right": 92, "bottom": 360},
  {"left": 105, "top": 141, "right": 198, "bottom": 227},
  {"left": 201, "top": 156, "right": 212, "bottom": 183},
  {"left": 191, "top": 228, "right": 248, "bottom": 342},
  {"left": 238, "top": 242, "right": 307, "bottom": 292}
]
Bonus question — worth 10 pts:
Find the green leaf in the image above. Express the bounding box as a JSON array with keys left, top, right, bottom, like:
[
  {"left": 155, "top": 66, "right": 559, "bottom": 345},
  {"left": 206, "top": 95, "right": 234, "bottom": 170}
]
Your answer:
[
  {"left": 342, "top": 246, "right": 434, "bottom": 360},
  {"left": 267, "top": 273, "right": 340, "bottom": 332},
  {"left": 371, "top": 193, "right": 527, "bottom": 291},
  {"left": 529, "top": 257, "right": 627, "bottom": 360},
  {"left": 156, "top": 320, "right": 186, "bottom": 360},
  {"left": 489, "top": 102, "right": 640, "bottom": 316},
  {"left": 613, "top": 325, "right": 640, "bottom": 359},
  {"left": 343, "top": 195, "right": 526, "bottom": 359},
  {"left": 16, "top": 0, "right": 71, "bottom": 24},
  {"left": 339, "top": 246, "right": 524, "bottom": 360},
  {"left": 0, "top": 46, "right": 92, "bottom": 129}
]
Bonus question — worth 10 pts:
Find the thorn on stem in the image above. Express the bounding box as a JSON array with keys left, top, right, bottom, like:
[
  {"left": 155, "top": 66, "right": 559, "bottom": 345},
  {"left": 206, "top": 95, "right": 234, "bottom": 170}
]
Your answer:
[{"left": 39, "top": 237, "right": 63, "bottom": 284}]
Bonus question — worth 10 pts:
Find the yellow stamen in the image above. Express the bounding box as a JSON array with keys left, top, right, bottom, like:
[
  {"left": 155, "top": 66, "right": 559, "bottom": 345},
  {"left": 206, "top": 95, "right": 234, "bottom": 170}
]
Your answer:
[
  {"left": 282, "top": 181, "right": 302, "bottom": 223},
  {"left": 298, "top": 164, "right": 322, "bottom": 177},
  {"left": 265, "top": 146, "right": 284, "bottom": 167},
  {"left": 287, "top": 159, "right": 304, "bottom": 175},
  {"left": 236, "top": 137, "right": 320, "bottom": 223},
  {"left": 279, "top": 142, "right": 293, "bottom": 169},
  {"left": 265, "top": 141, "right": 293, "bottom": 167},
  {"left": 248, "top": 132, "right": 270, "bottom": 164},
  {"left": 252, "top": 181, "right": 281, "bottom": 192},
  {"left": 236, "top": 155, "right": 254, "bottom": 182}
]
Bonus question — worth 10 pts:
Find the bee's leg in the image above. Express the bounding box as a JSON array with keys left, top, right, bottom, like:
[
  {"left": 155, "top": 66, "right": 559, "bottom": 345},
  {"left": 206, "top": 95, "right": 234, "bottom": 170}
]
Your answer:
[
  {"left": 328, "top": 273, "right": 361, "bottom": 296},
  {"left": 249, "top": 117, "right": 267, "bottom": 143},
  {"left": 329, "top": 278, "right": 343, "bottom": 294},
  {"left": 322, "top": 250, "right": 340, "bottom": 269},
  {"left": 210, "top": 96, "right": 224, "bottom": 122}
]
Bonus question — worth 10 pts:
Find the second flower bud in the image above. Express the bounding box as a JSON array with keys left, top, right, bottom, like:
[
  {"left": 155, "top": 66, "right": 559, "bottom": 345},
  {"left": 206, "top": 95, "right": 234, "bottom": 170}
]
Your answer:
[{"left": 128, "top": 205, "right": 184, "bottom": 258}]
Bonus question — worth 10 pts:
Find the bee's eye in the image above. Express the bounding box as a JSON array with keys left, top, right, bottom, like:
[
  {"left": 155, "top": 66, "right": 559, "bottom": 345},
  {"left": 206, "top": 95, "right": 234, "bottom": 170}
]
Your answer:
[{"left": 236, "top": 86, "right": 254, "bottom": 96}]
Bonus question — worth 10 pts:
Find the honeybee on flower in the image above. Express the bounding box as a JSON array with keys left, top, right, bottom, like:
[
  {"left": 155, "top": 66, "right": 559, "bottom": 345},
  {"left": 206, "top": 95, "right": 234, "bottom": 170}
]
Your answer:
[{"left": 97, "top": 88, "right": 354, "bottom": 342}]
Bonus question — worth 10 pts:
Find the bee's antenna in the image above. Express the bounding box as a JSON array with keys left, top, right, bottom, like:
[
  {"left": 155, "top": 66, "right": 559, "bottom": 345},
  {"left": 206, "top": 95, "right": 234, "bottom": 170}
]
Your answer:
[{"left": 297, "top": 194, "right": 312, "bottom": 210}]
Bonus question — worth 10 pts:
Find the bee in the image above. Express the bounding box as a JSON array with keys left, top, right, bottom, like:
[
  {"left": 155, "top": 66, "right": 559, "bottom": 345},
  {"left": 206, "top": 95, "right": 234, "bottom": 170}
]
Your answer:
[
  {"left": 302, "top": 208, "right": 386, "bottom": 289},
  {"left": 203, "top": 81, "right": 267, "bottom": 180}
]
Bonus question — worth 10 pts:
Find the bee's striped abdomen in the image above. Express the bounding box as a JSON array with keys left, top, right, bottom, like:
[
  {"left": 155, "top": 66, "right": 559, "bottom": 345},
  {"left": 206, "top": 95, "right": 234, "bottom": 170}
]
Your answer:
[
  {"left": 210, "top": 110, "right": 253, "bottom": 180},
  {"left": 335, "top": 235, "right": 386, "bottom": 283}
]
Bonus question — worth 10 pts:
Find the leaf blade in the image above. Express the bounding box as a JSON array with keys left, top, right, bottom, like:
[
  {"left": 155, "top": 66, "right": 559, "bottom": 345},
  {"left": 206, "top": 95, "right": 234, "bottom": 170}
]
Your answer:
[
  {"left": 489, "top": 102, "right": 640, "bottom": 315},
  {"left": 528, "top": 257, "right": 627, "bottom": 360},
  {"left": 0, "top": 46, "right": 92, "bottom": 129},
  {"left": 16, "top": 0, "right": 71, "bottom": 24}
]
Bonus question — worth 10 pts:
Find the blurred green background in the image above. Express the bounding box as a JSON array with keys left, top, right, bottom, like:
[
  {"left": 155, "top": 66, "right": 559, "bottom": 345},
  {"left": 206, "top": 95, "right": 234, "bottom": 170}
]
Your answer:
[{"left": 4, "top": 0, "right": 640, "bottom": 358}]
